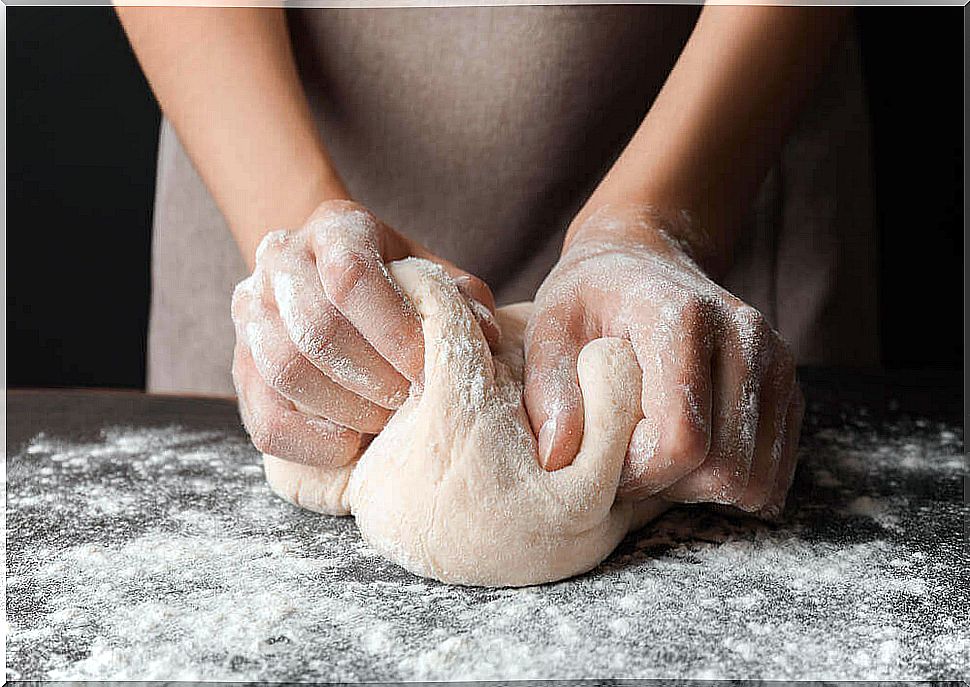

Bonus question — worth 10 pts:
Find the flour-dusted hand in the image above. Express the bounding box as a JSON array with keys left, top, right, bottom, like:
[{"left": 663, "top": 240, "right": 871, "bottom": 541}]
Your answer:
[
  {"left": 525, "top": 206, "right": 803, "bottom": 517},
  {"left": 232, "top": 200, "right": 499, "bottom": 466}
]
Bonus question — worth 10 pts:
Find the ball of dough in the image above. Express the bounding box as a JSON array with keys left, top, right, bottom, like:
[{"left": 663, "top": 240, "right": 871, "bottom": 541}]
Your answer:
[{"left": 263, "top": 258, "right": 667, "bottom": 586}]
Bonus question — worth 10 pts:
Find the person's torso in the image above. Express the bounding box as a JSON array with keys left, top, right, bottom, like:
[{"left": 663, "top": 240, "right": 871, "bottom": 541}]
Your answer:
[
  {"left": 148, "top": 7, "right": 877, "bottom": 396},
  {"left": 288, "top": 6, "right": 699, "bottom": 302}
]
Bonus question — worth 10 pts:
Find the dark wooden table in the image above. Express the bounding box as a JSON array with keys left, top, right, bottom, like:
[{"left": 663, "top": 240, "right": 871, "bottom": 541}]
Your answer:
[{"left": 6, "top": 369, "right": 968, "bottom": 681}]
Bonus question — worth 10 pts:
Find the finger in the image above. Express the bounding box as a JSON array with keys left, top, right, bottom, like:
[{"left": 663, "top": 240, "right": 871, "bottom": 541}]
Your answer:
[
  {"left": 664, "top": 306, "right": 769, "bottom": 505},
  {"left": 734, "top": 351, "right": 796, "bottom": 512},
  {"left": 407, "top": 243, "right": 498, "bottom": 314},
  {"left": 523, "top": 300, "right": 587, "bottom": 471},
  {"left": 452, "top": 273, "right": 502, "bottom": 349},
  {"left": 308, "top": 207, "right": 425, "bottom": 382},
  {"left": 403, "top": 240, "right": 502, "bottom": 349},
  {"left": 758, "top": 385, "right": 805, "bottom": 521},
  {"left": 268, "top": 246, "right": 411, "bottom": 409},
  {"left": 547, "top": 338, "right": 641, "bottom": 524},
  {"left": 617, "top": 301, "right": 713, "bottom": 499},
  {"left": 237, "top": 279, "right": 393, "bottom": 434},
  {"left": 232, "top": 340, "right": 362, "bottom": 467}
]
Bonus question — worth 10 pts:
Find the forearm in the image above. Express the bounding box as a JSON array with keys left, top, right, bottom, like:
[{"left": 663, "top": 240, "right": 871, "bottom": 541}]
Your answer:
[
  {"left": 116, "top": 7, "right": 349, "bottom": 268},
  {"left": 569, "top": 5, "right": 849, "bottom": 275}
]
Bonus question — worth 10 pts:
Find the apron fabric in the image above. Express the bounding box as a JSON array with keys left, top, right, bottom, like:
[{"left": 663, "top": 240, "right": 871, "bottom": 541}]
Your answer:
[{"left": 147, "top": 6, "right": 877, "bottom": 397}]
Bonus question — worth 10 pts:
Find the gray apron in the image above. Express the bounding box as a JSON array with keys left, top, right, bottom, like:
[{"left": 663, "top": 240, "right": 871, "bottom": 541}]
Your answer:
[{"left": 148, "top": 6, "right": 877, "bottom": 397}]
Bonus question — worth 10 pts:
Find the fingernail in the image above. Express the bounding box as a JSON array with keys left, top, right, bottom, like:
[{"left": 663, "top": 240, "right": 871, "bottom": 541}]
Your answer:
[{"left": 537, "top": 414, "right": 558, "bottom": 469}]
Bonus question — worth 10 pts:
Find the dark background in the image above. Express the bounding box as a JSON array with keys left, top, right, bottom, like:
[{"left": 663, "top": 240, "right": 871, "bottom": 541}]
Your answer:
[{"left": 7, "top": 8, "right": 965, "bottom": 390}]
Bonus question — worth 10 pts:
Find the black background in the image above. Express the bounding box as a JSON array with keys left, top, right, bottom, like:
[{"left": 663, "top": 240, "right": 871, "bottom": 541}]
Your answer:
[{"left": 7, "top": 8, "right": 965, "bottom": 390}]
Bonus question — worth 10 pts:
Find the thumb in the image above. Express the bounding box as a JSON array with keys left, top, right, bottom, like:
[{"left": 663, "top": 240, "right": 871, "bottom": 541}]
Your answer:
[
  {"left": 546, "top": 338, "right": 642, "bottom": 522},
  {"left": 524, "top": 305, "right": 586, "bottom": 471}
]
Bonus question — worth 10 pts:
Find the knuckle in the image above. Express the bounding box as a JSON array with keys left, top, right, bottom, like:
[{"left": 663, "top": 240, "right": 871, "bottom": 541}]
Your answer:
[
  {"left": 313, "top": 199, "right": 371, "bottom": 222},
  {"left": 676, "top": 295, "right": 713, "bottom": 332},
  {"left": 730, "top": 306, "right": 774, "bottom": 377},
  {"left": 294, "top": 312, "right": 338, "bottom": 362},
  {"left": 734, "top": 304, "right": 768, "bottom": 329},
  {"left": 231, "top": 274, "right": 263, "bottom": 313},
  {"left": 268, "top": 352, "right": 306, "bottom": 396},
  {"left": 308, "top": 201, "right": 379, "bottom": 244},
  {"left": 255, "top": 229, "right": 290, "bottom": 264},
  {"left": 733, "top": 306, "right": 771, "bottom": 346},
  {"left": 662, "top": 413, "right": 709, "bottom": 468},
  {"left": 321, "top": 247, "right": 374, "bottom": 308}
]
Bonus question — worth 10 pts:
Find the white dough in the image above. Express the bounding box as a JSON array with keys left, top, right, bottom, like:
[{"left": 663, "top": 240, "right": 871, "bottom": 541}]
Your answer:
[{"left": 263, "top": 258, "right": 668, "bottom": 586}]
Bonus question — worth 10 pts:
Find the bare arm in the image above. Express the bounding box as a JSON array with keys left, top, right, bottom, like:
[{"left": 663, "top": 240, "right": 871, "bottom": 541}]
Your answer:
[
  {"left": 570, "top": 5, "right": 850, "bottom": 274},
  {"left": 116, "top": 7, "right": 348, "bottom": 268},
  {"left": 527, "top": 7, "right": 847, "bottom": 515},
  {"left": 118, "top": 8, "right": 499, "bottom": 466}
]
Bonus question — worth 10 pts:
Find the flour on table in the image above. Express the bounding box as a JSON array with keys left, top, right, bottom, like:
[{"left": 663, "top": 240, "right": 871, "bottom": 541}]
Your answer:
[{"left": 6, "top": 371, "right": 967, "bottom": 680}]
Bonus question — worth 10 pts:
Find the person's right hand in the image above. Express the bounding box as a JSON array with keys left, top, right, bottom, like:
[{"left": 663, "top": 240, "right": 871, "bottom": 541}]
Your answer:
[{"left": 231, "top": 200, "right": 500, "bottom": 466}]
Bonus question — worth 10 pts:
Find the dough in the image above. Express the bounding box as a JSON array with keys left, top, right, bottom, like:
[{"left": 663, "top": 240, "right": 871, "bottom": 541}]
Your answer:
[{"left": 263, "top": 258, "right": 668, "bottom": 586}]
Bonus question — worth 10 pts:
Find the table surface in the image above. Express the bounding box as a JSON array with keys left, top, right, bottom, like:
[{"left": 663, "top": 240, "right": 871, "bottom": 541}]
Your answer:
[{"left": 6, "top": 369, "right": 968, "bottom": 681}]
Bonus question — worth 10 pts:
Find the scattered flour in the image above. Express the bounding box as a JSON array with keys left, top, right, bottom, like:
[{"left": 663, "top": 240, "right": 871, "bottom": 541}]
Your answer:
[{"left": 6, "top": 403, "right": 968, "bottom": 681}]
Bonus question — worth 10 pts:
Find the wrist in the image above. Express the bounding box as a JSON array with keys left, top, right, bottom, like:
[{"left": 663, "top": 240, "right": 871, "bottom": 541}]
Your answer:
[
  {"left": 565, "top": 201, "right": 717, "bottom": 271},
  {"left": 563, "top": 194, "right": 733, "bottom": 277},
  {"left": 236, "top": 167, "right": 350, "bottom": 270}
]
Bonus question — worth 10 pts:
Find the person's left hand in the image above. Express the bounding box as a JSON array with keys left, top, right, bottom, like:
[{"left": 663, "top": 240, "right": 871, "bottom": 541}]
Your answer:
[{"left": 524, "top": 205, "right": 804, "bottom": 519}]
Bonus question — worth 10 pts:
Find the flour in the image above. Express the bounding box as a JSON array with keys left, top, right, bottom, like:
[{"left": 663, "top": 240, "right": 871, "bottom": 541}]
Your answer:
[
  {"left": 6, "top": 390, "right": 967, "bottom": 680},
  {"left": 846, "top": 495, "right": 902, "bottom": 531}
]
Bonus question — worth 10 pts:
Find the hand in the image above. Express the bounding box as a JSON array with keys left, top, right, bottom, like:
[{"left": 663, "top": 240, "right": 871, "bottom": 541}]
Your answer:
[
  {"left": 524, "top": 205, "right": 803, "bottom": 518},
  {"left": 231, "top": 200, "right": 500, "bottom": 466}
]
